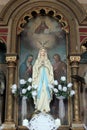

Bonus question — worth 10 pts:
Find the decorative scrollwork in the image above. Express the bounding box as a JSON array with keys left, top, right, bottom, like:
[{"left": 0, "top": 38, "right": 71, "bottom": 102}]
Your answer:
[
  {"left": 6, "top": 54, "right": 18, "bottom": 63},
  {"left": 70, "top": 55, "right": 81, "bottom": 62}
]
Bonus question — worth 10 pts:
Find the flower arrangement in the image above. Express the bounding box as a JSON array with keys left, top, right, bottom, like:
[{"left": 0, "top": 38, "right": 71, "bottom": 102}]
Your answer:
[
  {"left": 52, "top": 76, "right": 75, "bottom": 98},
  {"left": 11, "top": 78, "right": 37, "bottom": 99}
]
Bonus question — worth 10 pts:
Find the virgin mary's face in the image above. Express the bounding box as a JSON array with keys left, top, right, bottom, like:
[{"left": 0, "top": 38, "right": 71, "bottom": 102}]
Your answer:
[{"left": 40, "top": 49, "right": 46, "bottom": 57}]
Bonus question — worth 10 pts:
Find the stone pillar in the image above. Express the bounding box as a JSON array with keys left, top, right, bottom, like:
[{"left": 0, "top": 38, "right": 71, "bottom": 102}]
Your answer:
[
  {"left": 2, "top": 54, "right": 17, "bottom": 130},
  {"left": 69, "top": 55, "right": 84, "bottom": 130}
]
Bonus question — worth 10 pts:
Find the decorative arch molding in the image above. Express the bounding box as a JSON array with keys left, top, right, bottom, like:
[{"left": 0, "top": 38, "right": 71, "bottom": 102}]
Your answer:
[
  {"left": 0, "top": 1, "right": 86, "bottom": 128},
  {"left": 0, "top": 0, "right": 86, "bottom": 54},
  {"left": 17, "top": 8, "right": 69, "bottom": 35},
  {"left": 0, "top": 0, "right": 86, "bottom": 25}
]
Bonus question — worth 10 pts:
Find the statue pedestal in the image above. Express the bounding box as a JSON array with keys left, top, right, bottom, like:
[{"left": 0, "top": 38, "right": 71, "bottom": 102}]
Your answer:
[{"left": 29, "top": 112, "right": 61, "bottom": 130}]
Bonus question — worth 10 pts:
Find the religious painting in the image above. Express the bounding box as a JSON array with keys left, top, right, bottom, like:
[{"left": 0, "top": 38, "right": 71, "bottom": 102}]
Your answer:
[{"left": 19, "top": 16, "right": 67, "bottom": 125}]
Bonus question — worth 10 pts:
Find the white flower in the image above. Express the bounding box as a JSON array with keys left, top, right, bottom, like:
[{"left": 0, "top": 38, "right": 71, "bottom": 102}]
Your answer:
[
  {"left": 54, "top": 80, "right": 58, "bottom": 85},
  {"left": 12, "top": 89, "right": 16, "bottom": 94},
  {"left": 53, "top": 88, "right": 58, "bottom": 93},
  {"left": 22, "top": 119, "right": 29, "bottom": 127},
  {"left": 28, "top": 77, "right": 32, "bottom": 83},
  {"left": 27, "top": 86, "right": 32, "bottom": 91},
  {"left": 12, "top": 84, "right": 17, "bottom": 90},
  {"left": 32, "top": 91, "right": 37, "bottom": 96},
  {"left": 33, "top": 85, "right": 38, "bottom": 89},
  {"left": 70, "top": 90, "right": 75, "bottom": 96},
  {"left": 55, "top": 118, "right": 61, "bottom": 128},
  {"left": 60, "top": 76, "right": 66, "bottom": 81},
  {"left": 48, "top": 84, "right": 54, "bottom": 89},
  {"left": 67, "top": 83, "right": 73, "bottom": 88},
  {"left": 63, "top": 87, "right": 67, "bottom": 92},
  {"left": 22, "top": 89, "right": 27, "bottom": 94},
  {"left": 20, "top": 79, "right": 26, "bottom": 84},
  {"left": 58, "top": 84, "right": 62, "bottom": 90}
]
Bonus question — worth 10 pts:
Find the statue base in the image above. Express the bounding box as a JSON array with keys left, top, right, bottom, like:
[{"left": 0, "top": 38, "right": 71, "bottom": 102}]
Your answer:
[{"left": 29, "top": 112, "right": 61, "bottom": 130}]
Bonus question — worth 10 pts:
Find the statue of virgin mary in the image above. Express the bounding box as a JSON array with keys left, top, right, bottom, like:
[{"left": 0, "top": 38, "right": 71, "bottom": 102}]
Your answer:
[{"left": 32, "top": 47, "right": 54, "bottom": 112}]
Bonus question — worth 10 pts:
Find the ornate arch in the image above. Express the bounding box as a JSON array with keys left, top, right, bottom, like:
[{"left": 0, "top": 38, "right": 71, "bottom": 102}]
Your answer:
[
  {"left": 0, "top": 0, "right": 86, "bottom": 54},
  {"left": 0, "top": 0, "right": 86, "bottom": 25},
  {"left": 0, "top": 1, "right": 86, "bottom": 130}
]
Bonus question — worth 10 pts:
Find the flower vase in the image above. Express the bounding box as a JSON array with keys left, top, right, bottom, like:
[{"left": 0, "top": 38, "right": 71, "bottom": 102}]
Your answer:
[
  {"left": 21, "top": 96, "right": 27, "bottom": 122},
  {"left": 57, "top": 96, "right": 65, "bottom": 122}
]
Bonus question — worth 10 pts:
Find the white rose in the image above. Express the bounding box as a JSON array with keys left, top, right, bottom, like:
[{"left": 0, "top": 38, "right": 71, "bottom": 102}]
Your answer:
[
  {"left": 12, "top": 84, "right": 17, "bottom": 90},
  {"left": 60, "top": 76, "right": 66, "bottom": 81},
  {"left": 70, "top": 90, "right": 75, "bottom": 96},
  {"left": 67, "top": 83, "right": 73, "bottom": 88},
  {"left": 22, "top": 89, "right": 27, "bottom": 94},
  {"left": 32, "top": 91, "right": 37, "bottom": 96},
  {"left": 20, "top": 79, "right": 26, "bottom": 84},
  {"left": 22, "top": 119, "right": 29, "bottom": 126},
  {"left": 58, "top": 84, "right": 62, "bottom": 90},
  {"left": 53, "top": 88, "right": 58, "bottom": 93},
  {"left": 63, "top": 87, "right": 67, "bottom": 92},
  {"left": 48, "top": 84, "right": 54, "bottom": 89},
  {"left": 27, "top": 86, "right": 32, "bottom": 91},
  {"left": 55, "top": 118, "right": 61, "bottom": 128},
  {"left": 28, "top": 77, "right": 32, "bottom": 83},
  {"left": 54, "top": 80, "right": 58, "bottom": 85},
  {"left": 12, "top": 89, "right": 16, "bottom": 94},
  {"left": 33, "top": 85, "right": 38, "bottom": 89}
]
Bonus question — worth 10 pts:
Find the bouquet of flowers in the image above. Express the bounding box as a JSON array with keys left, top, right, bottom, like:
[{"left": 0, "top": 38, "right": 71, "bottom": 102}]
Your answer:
[
  {"left": 53, "top": 76, "right": 75, "bottom": 99},
  {"left": 11, "top": 77, "right": 37, "bottom": 99},
  {"left": 11, "top": 78, "right": 38, "bottom": 120},
  {"left": 51, "top": 76, "right": 75, "bottom": 121}
]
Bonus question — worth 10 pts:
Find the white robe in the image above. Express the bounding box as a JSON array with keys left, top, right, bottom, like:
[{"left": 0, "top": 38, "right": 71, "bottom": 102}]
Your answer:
[{"left": 32, "top": 58, "right": 54, "bottom": 112}]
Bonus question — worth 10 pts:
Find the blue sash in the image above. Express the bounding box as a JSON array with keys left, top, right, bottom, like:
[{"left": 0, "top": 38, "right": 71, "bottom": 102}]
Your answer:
[{"left": 37, "top": 66, "right": 51, "bottom": 99}]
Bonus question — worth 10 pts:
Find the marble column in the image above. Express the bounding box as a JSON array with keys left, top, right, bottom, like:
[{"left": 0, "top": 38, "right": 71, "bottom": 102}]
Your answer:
[
  {"left": 2, "top": 54, "right": 17, "bottom": 130},
  {"left": 69, "top": 55, "right": 84, "bottom": 130}
]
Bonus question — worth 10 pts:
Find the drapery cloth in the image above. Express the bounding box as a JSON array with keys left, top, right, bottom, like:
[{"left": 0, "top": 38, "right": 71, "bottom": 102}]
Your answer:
[
  {"left": 21, "top": 97, "right": 27, "bottom": 121},
  {"left": 57, "top": 96, "right": 65, "bottom": 120}
]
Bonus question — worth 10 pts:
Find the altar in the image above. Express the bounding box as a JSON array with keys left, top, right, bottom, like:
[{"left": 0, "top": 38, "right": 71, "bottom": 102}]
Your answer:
[{"left": 0, "top": 0, "right": 87, "bottom": 130}]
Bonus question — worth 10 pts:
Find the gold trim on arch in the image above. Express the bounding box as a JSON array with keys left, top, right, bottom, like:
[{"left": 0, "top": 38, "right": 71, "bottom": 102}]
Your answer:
[{"left": 17, "top": 7, "right": 69, "bottom": 34}]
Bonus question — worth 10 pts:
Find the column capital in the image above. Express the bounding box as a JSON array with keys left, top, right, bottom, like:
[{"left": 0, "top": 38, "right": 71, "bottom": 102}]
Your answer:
[
  {"left": 6, "top": 53, "right": 18, "bottom": 63},
  {"left": 69, "top": 54, "right": 81, "bottom": 63}
]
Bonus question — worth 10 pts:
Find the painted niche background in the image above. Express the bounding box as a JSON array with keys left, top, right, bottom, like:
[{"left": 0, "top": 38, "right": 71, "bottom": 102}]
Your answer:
[{"left": 19, "top": 16, "right": 68, "bottom": 125}]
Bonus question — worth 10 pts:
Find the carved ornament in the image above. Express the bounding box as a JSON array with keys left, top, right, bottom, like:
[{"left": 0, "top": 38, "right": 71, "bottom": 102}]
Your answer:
[
  {"left": 6, "top": 55, "right": 17, "bottom": 63},
  {"left": 70, "top": 55, "right": 81, "bottom": 62},
  {"left": 17, "top": 7, "right": 69, "bottom": 34}
]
